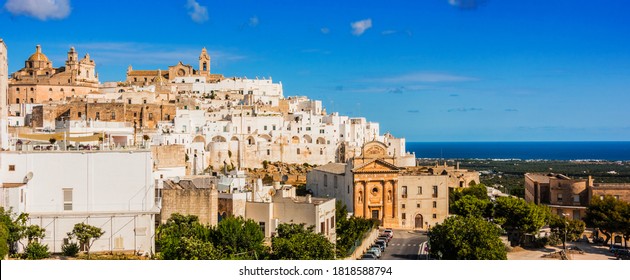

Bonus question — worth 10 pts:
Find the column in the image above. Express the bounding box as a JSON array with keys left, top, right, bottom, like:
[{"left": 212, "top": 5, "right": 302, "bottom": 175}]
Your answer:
[
  {"left": 363, "top": 181, "right": 369, "bottom": 219},
  {"left": 392, "top": 180, "right": 398, "bottom": 219}
]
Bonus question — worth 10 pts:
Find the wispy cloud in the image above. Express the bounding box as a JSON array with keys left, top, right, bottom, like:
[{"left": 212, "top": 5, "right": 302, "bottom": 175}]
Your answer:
[
  {"left": 4, "top": 0, "right": 71, "bottom": 20},
  {"left": 448, "top": 107, "right": 483, "bottom": 112},
  {"left": 505, "top": 108, "right": 519, "bottom": 112},
  {"left": 449, "top": 94, "right": 459, "bottom": 97},
  {"left": 249, "top": 16, "right": 259, "bottom": 27},
  {"left": 388, "top": 87, "right": 405, "bottom": 94},
  {"left": 71, "top": 42, "right": 246, "bottom": 66},
  {"left": 351, "top": 18, "right": 372, "bottom": 36},
  {"left": 381, "top": 30, "right": 397, "bottom": 35},
  {"left": 448, "top": 0, "right": 487, "bottom": 10},
  {"left": 379, "top": 72, "right": 478, "bottom": 83},
  {"left": 186, "top": 0, "right": 208, "bottom": 24},
  {"left": 321, "top": 27, "right": 330, "bottom": 34}
]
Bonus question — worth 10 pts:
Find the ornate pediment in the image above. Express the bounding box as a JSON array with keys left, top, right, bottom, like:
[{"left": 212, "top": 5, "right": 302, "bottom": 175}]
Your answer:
[
  {"left": 361, "top": 141, "right": 388, "bottom": 159},
  {"left": 353, "top": 159, "right": 401, "bottom": 173}
]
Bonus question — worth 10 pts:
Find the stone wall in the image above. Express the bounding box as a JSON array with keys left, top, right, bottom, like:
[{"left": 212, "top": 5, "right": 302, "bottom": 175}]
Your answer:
[
  {"left": 160, "top": 187, "right": 218, "bottom": 226},
  {"left": 151, "top": 145, "right": 186, "bottom": 169}
]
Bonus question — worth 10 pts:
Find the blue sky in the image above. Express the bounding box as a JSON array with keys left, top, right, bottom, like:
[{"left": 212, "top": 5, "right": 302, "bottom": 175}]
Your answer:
[{"left": 2, "top": 0, "right": 629, "bottom": 141}]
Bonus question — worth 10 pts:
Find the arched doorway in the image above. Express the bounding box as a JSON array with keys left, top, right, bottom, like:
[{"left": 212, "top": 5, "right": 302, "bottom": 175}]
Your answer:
[{"left": 415, "top": 214, "right": 424, "bottom": 229}]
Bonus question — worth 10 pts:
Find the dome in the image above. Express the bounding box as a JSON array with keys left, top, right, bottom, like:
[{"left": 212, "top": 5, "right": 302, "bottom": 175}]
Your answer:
[{"left": 27, "top": 45, "right": 50, "bottom": 62}]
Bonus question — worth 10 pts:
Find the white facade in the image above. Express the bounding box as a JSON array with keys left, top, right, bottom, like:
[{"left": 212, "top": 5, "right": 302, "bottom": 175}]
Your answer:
[
  {"left": 1, "top": 39, "right": 8, "bottom": 149},
  {"left": 0, "top": 150, "right": 157, "bottom": 254},
  {"left": 244, "top": 186, "right": 336, "bottom": 243}
]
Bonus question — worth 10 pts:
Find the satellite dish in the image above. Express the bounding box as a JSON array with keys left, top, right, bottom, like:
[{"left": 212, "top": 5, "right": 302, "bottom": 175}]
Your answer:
[
  {"left": 281, "top": 175, "right": 288, "bottom": 183},
  {"left": 23, "top": 172, "right": 34, "bottom": 183},
  {"left": 173, "top": 176, "right": 181, "bottom": 183}
]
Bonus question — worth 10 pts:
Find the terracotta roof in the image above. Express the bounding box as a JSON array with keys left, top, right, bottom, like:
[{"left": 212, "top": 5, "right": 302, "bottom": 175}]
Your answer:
[{"left": 314, "top": 163, "right": 347, "bottom": 174}]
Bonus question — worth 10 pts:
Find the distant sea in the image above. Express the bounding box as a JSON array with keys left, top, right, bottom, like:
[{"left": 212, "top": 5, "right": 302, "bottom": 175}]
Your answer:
[{"left": 406, "top": 142, "right": 630, "bottom": 161}]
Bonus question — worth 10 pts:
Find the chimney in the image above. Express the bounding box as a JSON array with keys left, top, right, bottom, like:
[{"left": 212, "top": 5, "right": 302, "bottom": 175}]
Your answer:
[{"left": 306, "top": 194, "right": 312, "bottom": 203}]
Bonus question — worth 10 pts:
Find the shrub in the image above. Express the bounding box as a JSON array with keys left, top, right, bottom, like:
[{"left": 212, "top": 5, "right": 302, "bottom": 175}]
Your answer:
[
  {"left": 24, "top": 242, "right": 50, "bottom": 260},
  {"left": 62, "top": 242, "right": 80, "bottom": 257}
]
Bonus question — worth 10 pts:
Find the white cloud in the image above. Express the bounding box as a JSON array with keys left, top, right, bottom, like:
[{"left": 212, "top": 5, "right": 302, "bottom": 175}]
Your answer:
[
  {"left": 320, "top": 27, "right": 330, "bottom": 34},
  {"left": 186, "top": 0, "right": 208, "bottom": 24},
  {"left": 351, "top": 18, "right": 372, "bottom": 36},
  {"left": 4, "top": 0, "right": 71, "bottom": 20},
  {"left": 380, "top": 72, "right": 478, "bottom": 83},
  {"left": 249, "top": 16, "right": 259, "bottom": 27}
]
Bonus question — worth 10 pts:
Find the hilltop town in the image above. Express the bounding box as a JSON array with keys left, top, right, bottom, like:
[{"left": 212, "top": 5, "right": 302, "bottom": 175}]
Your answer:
[{"left": 0, "top": 41, "right": 628, "bottom": 261}]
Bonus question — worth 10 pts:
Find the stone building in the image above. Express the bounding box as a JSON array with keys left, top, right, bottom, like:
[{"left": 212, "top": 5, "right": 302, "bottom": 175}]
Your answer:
[
  {"left": 8, "top": 45, "right": 99, "bottom": 108},
  {"left": 525, "top": 173, "right": 630, "bottom": 220},
  {"left": 159, "top": 176, "right": 219, "bottom": 226},
  {"left": 307, "top": 141, "right": 479, "bottom": 229},
  {"left": 126, "top": 48, "right": 223, "bottom": 86},
  {"left": 31, "top": 99, "right": 177, "bottom": 131}
]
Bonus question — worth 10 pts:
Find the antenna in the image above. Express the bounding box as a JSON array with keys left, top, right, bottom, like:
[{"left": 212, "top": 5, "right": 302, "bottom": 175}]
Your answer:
[{"left": 23, "top": 172, "right": 34, "bottom": 184}]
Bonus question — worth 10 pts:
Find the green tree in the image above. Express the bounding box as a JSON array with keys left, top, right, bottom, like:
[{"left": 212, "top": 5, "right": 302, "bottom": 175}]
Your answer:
[
  {"left": 429, "top": 215, "right": 507, "bottom": 260},
  {"left": 68, "top": 223, "right": 104, "bottom": 259},
  {"left": 0, "top": 208, "right": 29, "bottom": 253},
  {"left": 493, "top": 196, "right": 551, "bottom": 246},
  {"left": 0, "top": 222, "right": 9, "bottom": 259},
  {"left": 335, "top": 201, "right": 376, "bottom": 258},
  {"left": 271, "top": 223, "right": 335, "bottom": 260},
  {"left": 584, "top": 195, "right": 628, "bottom": 245},
  {"left": 549, "top": 215, "right": 586, "bottom": 249},
  {"left": 157, "top": 214, "right": 219, "bottom": 260},
  {"left": 23, "top": 242, "right": 49, "bottom": 260},
  {"left": 451, "top": 195, "right": 491, "bottom": 218},
  {"left": 24, "top": 225, "right": 46, "bottom": 245},
  {"left": 461, "top": 184, "right": 489, "bottom": 201},
  {"left": 210, "top": 216, "right": 266, "bottom": 259}
]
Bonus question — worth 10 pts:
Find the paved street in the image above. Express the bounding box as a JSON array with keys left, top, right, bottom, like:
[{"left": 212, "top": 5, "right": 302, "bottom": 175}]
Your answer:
[{"left": 380, "top": 229, "right": 428, "bottom": 260}]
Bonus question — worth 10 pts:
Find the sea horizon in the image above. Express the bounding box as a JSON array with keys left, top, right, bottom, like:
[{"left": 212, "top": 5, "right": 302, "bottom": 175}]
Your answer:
[{"left": 406, "top": 141, "right": 630, "bottom": 161}]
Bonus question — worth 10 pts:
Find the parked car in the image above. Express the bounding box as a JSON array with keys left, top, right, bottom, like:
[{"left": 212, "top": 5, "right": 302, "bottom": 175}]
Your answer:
[
  {"left": 383, "top": 229, "right": 394, "bottom": 238},
  {"left": 375, "top": 240, "right": 387, "bottom": 251},
  {"left": 370, "top": 245, "right": 382, "bottom": 254},
  {"left": 610, "top": 244, "right": 624, "bottom": 253},
  {"left": 379, "top": 233, "right": 392, "bottom": 242},
  {"left": 377, "top": 236, "right": 390, "bottom": 245},
  {"left": 361, "top": 253, "right": 378, "bottom": 260},
  {"left": 367, "top": 247, "right": 382, "bottom": 258},
  {"left": 614, "top": 249, "right": 630, "bottom": 260}
]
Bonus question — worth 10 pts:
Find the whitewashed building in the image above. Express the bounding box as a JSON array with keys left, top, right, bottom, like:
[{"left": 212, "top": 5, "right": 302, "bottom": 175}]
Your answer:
[{"left": 0, "top": 150, "right": 157, "bottom": 255}]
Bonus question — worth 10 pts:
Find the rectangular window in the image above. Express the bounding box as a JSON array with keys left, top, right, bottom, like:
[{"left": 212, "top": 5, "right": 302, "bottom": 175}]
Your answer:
[
  {"left": 320, "top": 129, "right": 324, "bottom": 134},
  {"left": 573, "top": 195, "right": 580, "bottom": 203},
  {"left": 402, "top": 186, "right": 407, "bottom": 198},
  {"left": 402, "top": 213, "right": 406, "bottom": 220},
  {"left": 63, "top": 188, "right": 73, "bottom": 211},
  {"left": 149, "top": 113, "right": 153, "bottom": 121},
  {"left": 557, "top": 193, "right": 563, "bottom": 202},
  {"left": 264, "top": 125, "right": 268, "bottom": 130},
  {"left": 432, "top": 201, "right": 437, "bottom": 208},
  {"left": 323, "top": 174, "right": 328, "bottom": 187},
  {"left": 347, "top": 185, "right": 350, "bottom": 194},
  {"left": 432, "top": 186, "right": 438, "bottom": 198},
  {"left": 306, "top": 127, "right": 311, "bottom": 131},
  {"left": 9, "top": 165, "right": 15, "bottom": 171},
  {"left": 402, "top": 204, "right": 406, "bottom": 209},
  {"left": 330, "top": 217, "right": 335, "bottom": 229},
  {"left": 95, "top": 112, "right": 100, "bottom": 120},
  {"left": 417, "top": 186, "right": 422, "bottom": 195},
  {"left": 259, "top": 222, "right": 265, "bottom": 234},
  {"left": 111, "top": 111, "right": 116, "bottom": 120},
  {"left": 321, "top": 222, "right": 325, "bottom": 233},
  {"left": 266, "top": 149, "right": 270, "bottom": 156},
  {"left": 273, "top": 125, "right": 276, "bottom": 130},
  {"left": 432, "top": 214, "right": 437, "bottom": 219},
  {"left": 417, "top": 203, "right": 421, "bottom": 208}
]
